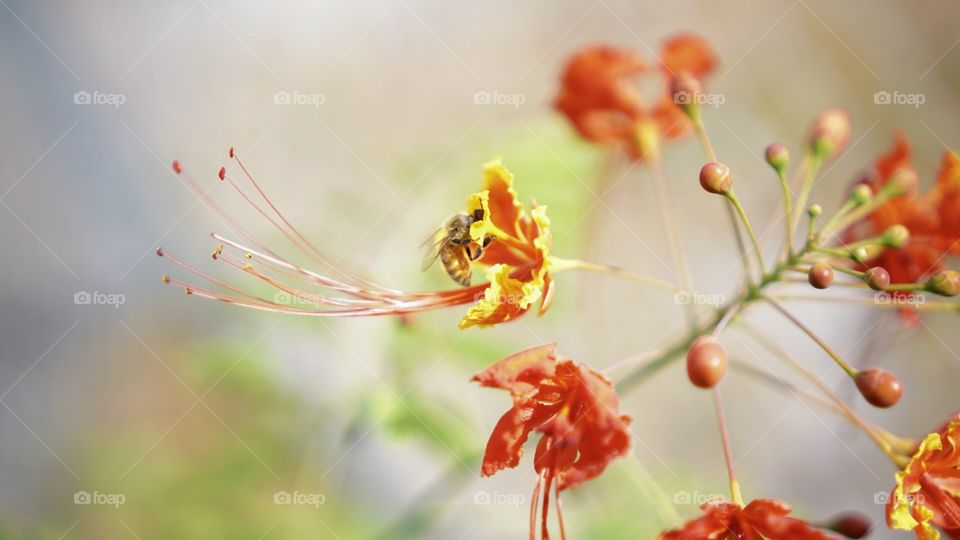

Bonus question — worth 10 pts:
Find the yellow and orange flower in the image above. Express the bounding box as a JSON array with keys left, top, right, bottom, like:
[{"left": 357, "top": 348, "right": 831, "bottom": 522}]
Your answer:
[
  {"left": 161, "top": 153, "right": 552, "bottom": 330},
  {"left": 886, "top": 416, "right": 960, "bottom": 540},
  {"left": 459, "top": 159, "right": 554, "bottom": 328},
  {"left": 553, "top": 34, "right": 717, "bottom": 160},
  {"left": 473, "top": 343, "right": 631, "bottom": 539},
  {"left": 846, "top": 134, "right": 960, "bottom": 289},
  {"left": 659, "top": 498, "right": 840, "bottom": 540}
]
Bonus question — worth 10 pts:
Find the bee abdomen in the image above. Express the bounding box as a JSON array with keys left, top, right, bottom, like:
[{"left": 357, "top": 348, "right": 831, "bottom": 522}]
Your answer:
[{"left": 441, "top": 247, "right": 472, "bottom": 286}]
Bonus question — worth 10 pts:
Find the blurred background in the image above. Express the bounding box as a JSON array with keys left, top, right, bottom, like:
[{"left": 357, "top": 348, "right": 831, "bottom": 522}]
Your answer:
[{"left": 1, "top": 0, "right": 959, "bottom": 538}]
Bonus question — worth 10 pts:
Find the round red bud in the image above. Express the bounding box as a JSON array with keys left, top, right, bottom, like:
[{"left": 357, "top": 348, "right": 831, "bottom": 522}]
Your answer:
[
  {"left": 856, "top": 368, "right": 903, "bottom": 408},
  {"left": 764, "top": 143, "right": 790, "bottom": 173},
  {"left": 825, "top": 512, "right": 872, "bottom": 538},
  {"left": 926, "top": 269, "right": 960, "bottom": 297},
  {"left": 863, "top": 267, "right": 890, "bottom": 291},
  {"left": 218, "top": 167, "right": 226, "bottom": 180},
  {"left": 808, "top": 262, "right": 835, "bottom": 289},
  {"left": 699, "top": 162, "right": 733, "bottom": 195},
  {"left": 686, "top": 336, "right": 728, "bottom": 389}
]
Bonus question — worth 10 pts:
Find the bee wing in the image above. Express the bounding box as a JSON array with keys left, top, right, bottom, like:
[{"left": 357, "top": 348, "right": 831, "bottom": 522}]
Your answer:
[{"left": 421, "top": 230, "right": 451, "bottom": 272}]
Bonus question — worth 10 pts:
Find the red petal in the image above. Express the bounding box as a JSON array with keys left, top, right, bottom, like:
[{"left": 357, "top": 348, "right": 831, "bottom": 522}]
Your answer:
[
  {"left": 660, "top": 33, "right": 717, "bottom": 79},
  {"left": 472, "top": 343, "right": 557, "bottom": 391}
]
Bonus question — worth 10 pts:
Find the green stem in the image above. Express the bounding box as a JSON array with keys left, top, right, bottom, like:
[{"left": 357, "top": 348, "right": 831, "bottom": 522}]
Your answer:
[
  {"left": 725, "top": 191, "right": 767, "bottom": 277},
  {"left": 549, "top": 257, "right": 681, "bottom": 292},
  {"left": 763, "top": 296, "right": 859, "bottom": 378},
  {"left": 776, "top": 169, "right": 795, "bottom": 257},
  {"left": 790, "top": 153, "right": 823, "bottom": 237}
]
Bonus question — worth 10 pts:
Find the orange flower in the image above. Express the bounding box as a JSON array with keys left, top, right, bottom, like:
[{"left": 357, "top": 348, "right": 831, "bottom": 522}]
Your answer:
[
  {"left": 659, "top": 498, "right": 840, "bottom": 540},
  {"left": 554, "top": 34, "right": 717, "bottom": 160},
  {"left": 160, "top": 153, "right": 552, "bottom": 329},
  {"left": 846, "top": 134, "right": 960, "bottom": 287},
  {"left": 886, "top": 416, "right": 960, "bottom": 540},
  {"left": 459, "top": 159, "right": 554, "bottom": 328},
  {"left": 473, "top": 343, "right": 631, "bottom": 539}
]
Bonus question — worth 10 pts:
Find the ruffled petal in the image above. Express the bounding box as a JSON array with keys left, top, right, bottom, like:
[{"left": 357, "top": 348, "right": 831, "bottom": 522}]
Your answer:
[{"left": 659, "top": 33, "right": 717, "bottom": 79}]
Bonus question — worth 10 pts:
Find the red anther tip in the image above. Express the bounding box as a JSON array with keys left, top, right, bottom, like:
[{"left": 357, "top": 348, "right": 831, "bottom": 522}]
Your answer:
[
  {"left": 172, "top": 160, "right": 182, "bottom": 174},
  {"left": 228, "top": 147, "right": 235, "bottom": 158},
  {"left": 155, "top": 247, "right": 165, "bottom": 256},
  {"left": 218, "top": 167, "right": 226, "bottom": 180}
]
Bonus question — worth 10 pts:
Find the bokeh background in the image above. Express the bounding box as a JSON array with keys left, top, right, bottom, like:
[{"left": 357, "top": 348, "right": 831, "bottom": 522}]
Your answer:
[{"left": 2, "top": 1, "right": 959, "bottom": 538}]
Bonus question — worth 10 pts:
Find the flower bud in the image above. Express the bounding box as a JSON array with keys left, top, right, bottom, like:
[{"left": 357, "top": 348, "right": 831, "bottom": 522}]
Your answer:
[
  {"left": 686, "top": 336, "right": 728, "bottom": 389},
  {"left": 671, "top": 72, "right": 704, "bottom": 121},
  {"left": 852, "top": 247, "right": 870, "bottom": 262},
  {"left": 808, "top": 262, "right": 834, "bottom": 289},
  {"left": 863, "top": 267, "right": 890, "bottom": 291},
  {"left": 882, "top": 224, "right": 910, "bottom": 248},
  {"left": 926, "top": 269, "right": 960, "bottom": 297},
  {"left": 886, "top": 167, "right": 919, "bottom": 196},
  {"left": 856, "top": 368, "right": 903, "bottom": 408},
  {"left": 809, "top": 108, "right": 852, "bottom": 159},
  {"left": 807, "top": 204, "right": 822, "bottom": 219},
  {"left": 764, "top": 143, "right": 789, "bottom": 174},
  {"left": 699, "top": 162, "right": 733, "bottom": 195},
  {"left": 851, "top": 184, "right": 872, "bottom": 205},
  {"left": 825, "top": 512, "right": 872, "bottom": 538}
]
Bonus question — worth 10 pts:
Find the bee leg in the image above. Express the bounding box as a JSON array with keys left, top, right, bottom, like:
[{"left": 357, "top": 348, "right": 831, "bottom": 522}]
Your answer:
[
  {"left": 467, "top": 244, "right": 485, "bottom": 261},
  {"left": 482, "top": 235, "right": 493, "bottom": 247}
]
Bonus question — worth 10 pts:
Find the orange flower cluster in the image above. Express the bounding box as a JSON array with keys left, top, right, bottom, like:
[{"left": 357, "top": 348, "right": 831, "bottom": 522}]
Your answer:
[
  {"left": 553, "top": 34, "right": 716, "bottom": 160},
  {"left": 473, "top": 343, "right": 631, "bottom": 538},
  {"left": 846, "top": 134, "right": 960, "bottom": 287}
]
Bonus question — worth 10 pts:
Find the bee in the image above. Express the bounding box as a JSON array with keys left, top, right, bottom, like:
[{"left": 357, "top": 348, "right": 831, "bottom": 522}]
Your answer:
[{"left": 422, "top": 208, "right": 493, "bottom": 286}]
